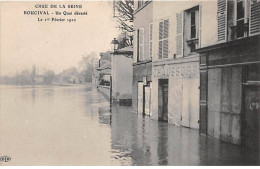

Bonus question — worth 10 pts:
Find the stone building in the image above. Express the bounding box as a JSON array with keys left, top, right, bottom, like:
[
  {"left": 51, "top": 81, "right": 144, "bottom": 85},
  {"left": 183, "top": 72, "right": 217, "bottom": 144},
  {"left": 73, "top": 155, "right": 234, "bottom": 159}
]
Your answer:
[
  {"left": 150, "top": 0, "right": 218, "bottom": 130},
  {"left": 133, "top": 1, "right": 153, "bottom": 116}
]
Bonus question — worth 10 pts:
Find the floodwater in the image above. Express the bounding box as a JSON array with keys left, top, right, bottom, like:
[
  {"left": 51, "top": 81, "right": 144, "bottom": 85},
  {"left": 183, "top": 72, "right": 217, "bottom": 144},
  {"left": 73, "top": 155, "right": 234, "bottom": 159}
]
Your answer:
[{"left": 0, "top": 84, "right": 259, "bottom": 166}]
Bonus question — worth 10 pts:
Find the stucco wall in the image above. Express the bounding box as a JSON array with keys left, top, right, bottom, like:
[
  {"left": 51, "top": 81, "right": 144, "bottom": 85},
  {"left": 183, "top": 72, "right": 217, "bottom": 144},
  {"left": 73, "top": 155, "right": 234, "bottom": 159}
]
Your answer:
[
  {"left": 151, "top": 56, "right": 200, "bottom": 128},
  {"left": 152, "top": 0, "right": 218, "bottom": 61},
  {"left": 111, "top": 54, "right": 133, "bottom": 100}
]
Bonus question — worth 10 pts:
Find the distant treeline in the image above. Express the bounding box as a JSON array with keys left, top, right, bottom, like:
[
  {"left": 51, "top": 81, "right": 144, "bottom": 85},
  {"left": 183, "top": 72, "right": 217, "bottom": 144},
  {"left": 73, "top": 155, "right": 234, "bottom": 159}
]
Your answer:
[{"left": 0, "top": 66, "right": 92, "bottom": 85}]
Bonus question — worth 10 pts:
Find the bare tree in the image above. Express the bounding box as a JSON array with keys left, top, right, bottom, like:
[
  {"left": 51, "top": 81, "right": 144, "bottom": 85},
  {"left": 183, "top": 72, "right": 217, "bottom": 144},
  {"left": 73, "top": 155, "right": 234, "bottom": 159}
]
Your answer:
[
  {"left": 78, "top": 53, "right": 99, "bottom": 82},
  {"left": 113, "top": 0, "right": 134, "bottom": 47}
]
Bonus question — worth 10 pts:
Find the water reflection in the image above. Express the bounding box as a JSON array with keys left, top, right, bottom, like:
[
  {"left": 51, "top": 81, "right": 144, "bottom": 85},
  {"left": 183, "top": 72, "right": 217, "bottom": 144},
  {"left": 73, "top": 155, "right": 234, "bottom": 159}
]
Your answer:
[
  {"left": 0, "top": 85, "right": 259, "bottom": 166},
  {"left": 157, "top": 123, "right": 168, "bottom": 165}
]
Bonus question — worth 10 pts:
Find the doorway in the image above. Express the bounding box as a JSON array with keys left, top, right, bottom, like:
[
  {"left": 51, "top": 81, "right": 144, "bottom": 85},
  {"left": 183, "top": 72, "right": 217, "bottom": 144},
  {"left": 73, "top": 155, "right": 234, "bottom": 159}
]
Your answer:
[
  {"left": 158, "top": 79, "right": 169, "bottom": 122},
  {"left": 242, "top": 85, "right": 260, "bottom": 151},
  {"left": 137, "top": 82, "right": 144, "bottom": 114}
]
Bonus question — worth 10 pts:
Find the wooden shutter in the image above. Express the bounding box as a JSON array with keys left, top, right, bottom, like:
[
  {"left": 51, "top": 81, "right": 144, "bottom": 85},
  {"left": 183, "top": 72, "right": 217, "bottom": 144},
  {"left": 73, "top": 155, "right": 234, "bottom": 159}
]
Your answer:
[
  {"left": 250, "top": 0, "right": 260, "bottom": 36},
  {"left": 149, "top": 23, "right": 153, "bottom": 59},
  {"left": 134, "top": 30, "right": 138, "bottom": 62},
  {"left": 158, "top": 21, "right": 163, "bottom": 59},
  {"left": 163, "top": 20, "right": 169, "bottom": 58},
  {"left": 217, "top": 0, "right": 227, "bottom": 42},
  {"left": 139, "top": 28, "right": 144, "bottom": 61},
  {"left": 199, "top": 4, "right": 202, "bottom": 48},
  {"left": 176, "top": 12, "right": 183, "bottom": 58}
]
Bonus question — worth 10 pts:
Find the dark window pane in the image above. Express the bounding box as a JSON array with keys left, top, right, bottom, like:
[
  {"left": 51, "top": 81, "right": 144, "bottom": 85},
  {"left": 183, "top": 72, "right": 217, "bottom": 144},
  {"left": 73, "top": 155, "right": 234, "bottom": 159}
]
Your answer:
[
  {"left": 191, "top": 11, "right": 196, "bottom": 25},
  {"left": 191, "top": 25, "right": 196, "bottom": 39},
  {"left": 237, "top": 1, "right": 244, "bottom": 20},
  {"left": 237, "top": 20, "right": 245, "bottom": 38}
]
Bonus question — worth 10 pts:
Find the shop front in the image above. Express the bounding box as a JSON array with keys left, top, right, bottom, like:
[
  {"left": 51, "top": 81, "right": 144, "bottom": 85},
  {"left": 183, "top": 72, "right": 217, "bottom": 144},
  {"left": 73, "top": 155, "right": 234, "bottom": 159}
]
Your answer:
[
  {"left": 197, "top": 35, "right": 260, "bottom": 150},
  {"left": 151, "top": 56, "right": 200, "bottom": 129}
]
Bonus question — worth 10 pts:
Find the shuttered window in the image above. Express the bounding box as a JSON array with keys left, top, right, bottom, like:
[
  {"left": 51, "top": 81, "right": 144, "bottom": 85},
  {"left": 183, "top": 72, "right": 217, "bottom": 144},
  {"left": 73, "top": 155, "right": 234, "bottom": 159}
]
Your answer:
[
  {"left": 250, "top": 0, "right": 260, "bottom": 35},
  {"left": 149, "top": 23, "right": 153, "bottom": 59},
  {"left": 139, "top": 28, "right": 144, "bottom": 61},
  {"left": 176, "top": 13, "right": 183, "bottom": 57},
  {"left": 158, "top": 19, "right": 169, "bottom": 59},
  {"left": 217, "top": 0, "right": 227, "bottom": 41},
  {"left": 134, "top": 30, "right": 138, "bottom": 63},
  {"left": 236, "top": 0, "right": 246, "bottom": 38}
]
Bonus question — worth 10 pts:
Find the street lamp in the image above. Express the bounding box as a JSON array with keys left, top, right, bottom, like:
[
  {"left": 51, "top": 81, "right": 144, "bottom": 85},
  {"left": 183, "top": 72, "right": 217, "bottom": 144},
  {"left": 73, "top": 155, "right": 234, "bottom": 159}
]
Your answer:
[{"left": 110, "top": 38, "right": 119, "bottom": 52}]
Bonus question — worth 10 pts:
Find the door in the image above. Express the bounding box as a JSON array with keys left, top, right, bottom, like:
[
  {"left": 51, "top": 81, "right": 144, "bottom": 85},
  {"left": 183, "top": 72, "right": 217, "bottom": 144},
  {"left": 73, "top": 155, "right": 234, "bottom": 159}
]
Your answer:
[
  {"left": 162, "top": 83, "right": 169, "bottom": 122},
  {"left": 182, "top": 78, "right": 200, "bottom": 129},
  {"left": 242, "top": 85, "right": 260, "bottom": 151},
  {"left": 138, "top": 82, "right": 144, "bottom": 114},
  {"left": 144, "top": 85, "right": 151, "bottom": 116},
  {"left": 158, "top": 79, "right": 169, "bottom": 122}
]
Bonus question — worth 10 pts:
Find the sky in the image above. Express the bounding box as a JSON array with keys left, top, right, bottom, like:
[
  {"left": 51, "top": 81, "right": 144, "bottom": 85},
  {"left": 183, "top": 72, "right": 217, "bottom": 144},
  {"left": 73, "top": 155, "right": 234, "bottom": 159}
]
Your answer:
[{"left": 0, "top": 1, "right": 120, "bottom": 76}]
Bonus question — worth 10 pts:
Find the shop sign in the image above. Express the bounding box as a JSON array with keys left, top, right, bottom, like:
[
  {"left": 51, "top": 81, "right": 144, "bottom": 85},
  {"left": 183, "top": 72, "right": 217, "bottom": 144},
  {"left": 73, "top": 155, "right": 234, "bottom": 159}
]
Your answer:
[{"left": 153, "top": 62, "right": 199, "bottom": 78}]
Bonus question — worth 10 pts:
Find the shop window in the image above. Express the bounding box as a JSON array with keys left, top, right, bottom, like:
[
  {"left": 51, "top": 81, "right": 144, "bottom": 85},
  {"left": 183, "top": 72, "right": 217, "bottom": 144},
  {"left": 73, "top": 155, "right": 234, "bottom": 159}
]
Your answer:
[{"left": 158, "top": 19, "right": 169, "bottom": 59}]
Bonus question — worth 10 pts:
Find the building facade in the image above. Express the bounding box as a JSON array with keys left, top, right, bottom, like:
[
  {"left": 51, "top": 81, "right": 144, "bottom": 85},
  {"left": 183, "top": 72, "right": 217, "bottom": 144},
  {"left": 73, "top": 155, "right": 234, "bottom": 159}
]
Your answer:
[
  {"left": 150, "top": 0, "right": 218, "bottom": 129},
  {"left": 133, "top": 1, "right": 153, "bottom": 116},
  {"left": 197, "top": 0, "right": 260, "bottom": 151}
]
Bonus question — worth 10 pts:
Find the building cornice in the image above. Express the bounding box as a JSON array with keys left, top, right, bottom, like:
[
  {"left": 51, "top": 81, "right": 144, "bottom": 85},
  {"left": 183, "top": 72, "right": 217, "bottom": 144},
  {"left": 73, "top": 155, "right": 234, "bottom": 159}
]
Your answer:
[
  {"left": 195, "top": 35, "right": 260, "bottom": 53},
  {"left": 133, "top": 59, "right": 152, "bottom": 66}
]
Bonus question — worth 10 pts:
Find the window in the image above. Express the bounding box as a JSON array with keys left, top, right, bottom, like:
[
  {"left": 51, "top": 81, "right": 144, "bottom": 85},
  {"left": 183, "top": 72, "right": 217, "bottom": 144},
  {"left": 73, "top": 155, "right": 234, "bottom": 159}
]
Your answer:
[
  {"left": 158, "top": 19, "right": 169, "bottom": 59},
  {"left": 138, "top": 28, "right": 144, "bottom": 61},
  {"left": 191, "top": 11, "right": 197, "bottom": 39},
  {"left": 149, "top": 23, "right": 153, "bottom": 59},
  {"left": 236, "top": 0, "right": 246, "bottom": 38},
  {"left": 184, "top": 6, "right": 200, "bottom": 55}
]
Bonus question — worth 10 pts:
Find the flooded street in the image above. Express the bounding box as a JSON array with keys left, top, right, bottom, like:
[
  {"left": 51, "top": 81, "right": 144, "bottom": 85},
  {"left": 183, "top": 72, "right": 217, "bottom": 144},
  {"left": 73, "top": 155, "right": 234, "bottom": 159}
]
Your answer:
[{"left": 0, "top": 84, "right": 259, "bottom": 166}]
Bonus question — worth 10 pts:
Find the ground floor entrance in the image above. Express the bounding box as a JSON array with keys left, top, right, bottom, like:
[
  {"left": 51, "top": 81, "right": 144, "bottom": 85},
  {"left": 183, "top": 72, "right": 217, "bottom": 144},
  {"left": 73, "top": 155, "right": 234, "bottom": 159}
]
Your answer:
[
  {"left": 243, "top": 85, "right": 260, "bottom": 152},
  {"left": 138, "top": 81, "right": 151, "bottom": 116},
  {"left": 158, "top": 79, "right": 169, "bottom": 122}
]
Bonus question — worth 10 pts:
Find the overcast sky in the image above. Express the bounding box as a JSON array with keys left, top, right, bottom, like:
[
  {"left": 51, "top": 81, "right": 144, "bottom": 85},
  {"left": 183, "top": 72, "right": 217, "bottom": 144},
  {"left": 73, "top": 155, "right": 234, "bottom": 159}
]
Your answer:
[{"left": 0, "top": 1, "right": 120, "bottom": 76}]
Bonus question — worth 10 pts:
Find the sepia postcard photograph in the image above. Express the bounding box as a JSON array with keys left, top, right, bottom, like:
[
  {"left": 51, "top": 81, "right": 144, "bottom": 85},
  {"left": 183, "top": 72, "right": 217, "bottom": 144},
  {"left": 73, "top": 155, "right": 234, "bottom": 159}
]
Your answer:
[{"left": 0, "top": 0, "right": 259, "bottom": 166}]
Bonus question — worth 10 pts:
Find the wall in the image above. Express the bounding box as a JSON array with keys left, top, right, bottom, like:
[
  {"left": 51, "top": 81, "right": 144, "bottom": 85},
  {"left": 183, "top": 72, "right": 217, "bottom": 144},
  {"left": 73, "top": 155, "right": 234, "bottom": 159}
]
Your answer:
[
  {"left": 133, "top": 2, "right": 153, "bottom": 62},
  {"left": 112, "top": 54, "right": 133, "bottom": 100},
  {"left": 152, "top": 0, "right": 218, "bottom": 61},
  {"left": 151, "top": 56, "right": 200, "bottom": 128}
]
